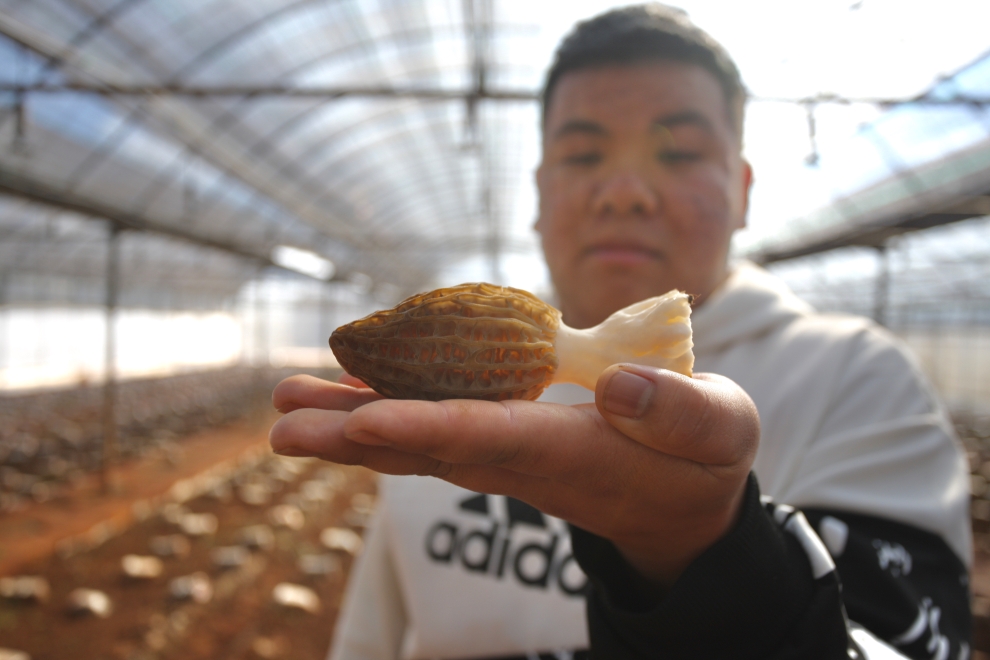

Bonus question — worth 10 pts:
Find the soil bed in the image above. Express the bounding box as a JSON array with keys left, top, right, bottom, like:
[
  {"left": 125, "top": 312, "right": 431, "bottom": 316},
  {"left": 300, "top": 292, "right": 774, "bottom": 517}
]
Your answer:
[{"left": 0, "top": 450, "right": 376, "bottom": 660}]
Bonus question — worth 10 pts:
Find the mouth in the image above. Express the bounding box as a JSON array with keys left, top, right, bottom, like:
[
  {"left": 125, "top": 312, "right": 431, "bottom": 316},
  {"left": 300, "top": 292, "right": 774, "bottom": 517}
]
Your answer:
[{"left": 583, "top": 243, "right": 663, "bottom": 267}]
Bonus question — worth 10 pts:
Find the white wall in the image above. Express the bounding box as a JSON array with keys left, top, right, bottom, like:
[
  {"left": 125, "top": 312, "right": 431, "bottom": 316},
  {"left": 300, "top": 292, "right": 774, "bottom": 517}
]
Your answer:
[{"left": 0, "top": 307, "right": 242, "bottom": 392}]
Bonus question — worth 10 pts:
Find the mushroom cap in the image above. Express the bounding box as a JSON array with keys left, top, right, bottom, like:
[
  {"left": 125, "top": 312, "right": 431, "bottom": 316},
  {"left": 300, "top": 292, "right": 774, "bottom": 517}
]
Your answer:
[{"left": 330, "top": 283, "right": 560, "bottom": 401}]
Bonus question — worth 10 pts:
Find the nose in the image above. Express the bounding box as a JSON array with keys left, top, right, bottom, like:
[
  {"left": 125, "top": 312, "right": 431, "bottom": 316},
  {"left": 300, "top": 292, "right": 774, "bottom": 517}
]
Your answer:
[{"left": 592, "top": 172, "right": 658, "bottom": 218}]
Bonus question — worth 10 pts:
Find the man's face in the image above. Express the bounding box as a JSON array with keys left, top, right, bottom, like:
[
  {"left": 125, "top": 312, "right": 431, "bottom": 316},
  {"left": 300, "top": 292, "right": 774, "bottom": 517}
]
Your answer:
[{"left": 535, "top": 61, "right": 752, "bottom": 329}]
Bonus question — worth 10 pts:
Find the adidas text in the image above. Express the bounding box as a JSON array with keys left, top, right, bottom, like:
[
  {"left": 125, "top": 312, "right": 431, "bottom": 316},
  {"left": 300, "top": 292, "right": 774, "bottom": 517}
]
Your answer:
[{"left": 425, "top": 519, "right": 588, "bottom": 597}]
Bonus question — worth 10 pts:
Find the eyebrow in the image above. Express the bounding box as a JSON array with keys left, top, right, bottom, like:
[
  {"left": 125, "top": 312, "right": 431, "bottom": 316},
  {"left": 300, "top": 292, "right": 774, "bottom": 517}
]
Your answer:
[
  {"left": 551, "top": 119, "right": 607, "bottom": 141},
  {"left": 551, "top": 111, "right": 715, "bottom": 141},
  {"left": 652, "top": 110, "right": 714, "bottom": 133}
]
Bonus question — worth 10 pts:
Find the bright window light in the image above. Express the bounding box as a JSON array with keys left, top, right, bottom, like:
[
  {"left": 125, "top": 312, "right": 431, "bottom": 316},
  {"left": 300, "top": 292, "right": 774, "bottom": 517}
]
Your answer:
[{"left": 271, "top": 245, "right": 335, "bottom": 280}]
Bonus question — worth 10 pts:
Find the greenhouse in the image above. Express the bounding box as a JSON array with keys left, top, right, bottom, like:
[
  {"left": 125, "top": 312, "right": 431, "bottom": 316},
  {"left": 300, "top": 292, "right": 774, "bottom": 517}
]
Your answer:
[{"left": 1, "top": 1, "right": 989, "bottom": 658}]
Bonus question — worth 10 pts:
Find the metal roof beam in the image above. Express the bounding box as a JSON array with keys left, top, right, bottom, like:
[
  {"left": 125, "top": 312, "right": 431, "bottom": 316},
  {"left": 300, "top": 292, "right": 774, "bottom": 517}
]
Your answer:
[
  {"left": 754, "top": 194, "right": 990, "bottom": 265},
  {"left": 0, "top": 82, "right": 540, "bottom": 101},
  {"left": 5, "top": 83, "right": 990, "bottom": 107},
  {"left": 0, "top": 164, "right": 328, "bottom": 279},
  {"left": 0, "top": 12, "right": 364, "bottom": 250}
]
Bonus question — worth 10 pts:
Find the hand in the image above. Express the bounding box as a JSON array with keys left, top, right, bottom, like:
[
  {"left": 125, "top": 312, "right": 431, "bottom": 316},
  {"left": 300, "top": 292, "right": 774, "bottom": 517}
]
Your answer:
[{"left": 270, "top": 365, "right": 759, "bottom": 587}]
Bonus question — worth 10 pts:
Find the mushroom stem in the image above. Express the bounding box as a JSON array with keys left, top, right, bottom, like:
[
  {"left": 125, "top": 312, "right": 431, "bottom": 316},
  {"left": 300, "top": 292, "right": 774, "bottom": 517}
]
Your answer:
[{"left": 552, "top": 290, "right": 694, "bottom": 391}]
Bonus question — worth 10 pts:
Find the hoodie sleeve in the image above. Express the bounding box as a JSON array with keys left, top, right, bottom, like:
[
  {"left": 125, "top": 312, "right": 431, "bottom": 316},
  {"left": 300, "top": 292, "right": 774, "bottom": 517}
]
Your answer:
[
  {"left": 801, "top": 508, "right": 971, "bottom": 660},
  {"left": 569, "top": 474, "right": 968, "bottom": 660}
]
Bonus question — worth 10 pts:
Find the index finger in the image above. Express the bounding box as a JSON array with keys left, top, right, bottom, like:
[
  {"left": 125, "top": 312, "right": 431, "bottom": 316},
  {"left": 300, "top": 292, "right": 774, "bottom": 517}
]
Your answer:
[
  {"left": 272, "top": 374, "right": 383, "bottom": 414},
  {"left": 342, "top": 397, "right": 637, "bottom": 480},
  {"left": 339, "top": 373, "right": 370, "bottom": 388}
]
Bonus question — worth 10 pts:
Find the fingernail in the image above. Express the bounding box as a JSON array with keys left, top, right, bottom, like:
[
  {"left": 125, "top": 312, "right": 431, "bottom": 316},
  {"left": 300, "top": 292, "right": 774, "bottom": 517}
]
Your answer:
[
  {"left": 603, "top": 370, "right": 654, "bottom": 418},
  {"left": 273, "top": 447, "right": 307, "bottom": 457}
]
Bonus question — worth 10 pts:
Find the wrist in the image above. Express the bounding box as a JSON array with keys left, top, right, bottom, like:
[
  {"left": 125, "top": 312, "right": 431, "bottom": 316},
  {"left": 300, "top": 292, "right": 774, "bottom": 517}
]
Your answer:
[
  {"left": 569, "top": 475, "right": 828, "bottom": 657},
  {"left": 611, "top": 481, "right": 748, "bottom": 588}
]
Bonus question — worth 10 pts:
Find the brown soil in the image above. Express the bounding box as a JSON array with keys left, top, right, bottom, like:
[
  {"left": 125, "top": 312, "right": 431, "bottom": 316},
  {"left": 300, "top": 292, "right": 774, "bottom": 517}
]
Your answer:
[
  {"left": 0, "top": 415, "right": 377, "bottom": 660},
  {"left": 3, "top": 413, "right": 990, "bottom": 658}
]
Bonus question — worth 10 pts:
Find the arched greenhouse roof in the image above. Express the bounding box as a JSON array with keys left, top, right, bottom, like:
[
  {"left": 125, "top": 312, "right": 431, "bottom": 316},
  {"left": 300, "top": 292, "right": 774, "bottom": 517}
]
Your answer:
[{"left": 0, "top": 0, "right": 988, "bottom": 310}]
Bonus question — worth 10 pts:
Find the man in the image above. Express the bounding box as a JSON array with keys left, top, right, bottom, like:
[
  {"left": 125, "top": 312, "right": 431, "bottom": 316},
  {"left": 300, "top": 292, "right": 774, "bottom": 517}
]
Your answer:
[{"left": 271, "top": 5, "right": 972, "bottom": 659}]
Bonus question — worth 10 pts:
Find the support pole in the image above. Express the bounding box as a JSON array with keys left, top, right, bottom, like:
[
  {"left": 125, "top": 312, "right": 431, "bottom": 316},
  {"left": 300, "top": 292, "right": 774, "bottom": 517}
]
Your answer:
[
  {"left": 101, "top": 223, "right": 122, "bottom": 495},
  {"left": 252, "top": 270, "right": 268, "bottom": 423},
  {"left": 0, "top": 274, "right": 6, "bottom": 377},
  {"left": 873, "top": 244, "right": 889, "bottom": 327},
  {"left": 320, "top": 282, "right": 332, "bottom": 370}
]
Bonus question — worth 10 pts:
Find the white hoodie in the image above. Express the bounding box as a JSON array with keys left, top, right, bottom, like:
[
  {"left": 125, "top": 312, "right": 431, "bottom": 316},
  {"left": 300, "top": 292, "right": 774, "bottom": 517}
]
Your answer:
[{"left": 328, "top": 262, "right": 971, "bottom": 660}]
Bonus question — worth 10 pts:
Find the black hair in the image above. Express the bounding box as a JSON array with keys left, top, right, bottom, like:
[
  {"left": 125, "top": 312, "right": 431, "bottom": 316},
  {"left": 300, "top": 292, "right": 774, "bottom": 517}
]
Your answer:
[{"left": 541, "top": 3, "right": 746, "bottom": 135}]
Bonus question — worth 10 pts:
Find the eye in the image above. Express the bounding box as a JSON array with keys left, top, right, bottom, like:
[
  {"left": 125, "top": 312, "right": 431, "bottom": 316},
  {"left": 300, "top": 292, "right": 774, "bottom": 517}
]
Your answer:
[
  {"left": 657, "top": 150, "right": 701, "bottom": 165},
  {"left": 563, "top": 152, "right": 602, "bottom": 166}
]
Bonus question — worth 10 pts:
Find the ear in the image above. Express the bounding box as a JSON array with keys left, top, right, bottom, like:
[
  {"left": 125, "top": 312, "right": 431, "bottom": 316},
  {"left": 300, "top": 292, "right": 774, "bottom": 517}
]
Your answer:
[
  {"left": 533, "top": 162, "right": 547, "bottom": 233},
  {"left": 736, "top": 159, "right": 753, "bottom": 230}
]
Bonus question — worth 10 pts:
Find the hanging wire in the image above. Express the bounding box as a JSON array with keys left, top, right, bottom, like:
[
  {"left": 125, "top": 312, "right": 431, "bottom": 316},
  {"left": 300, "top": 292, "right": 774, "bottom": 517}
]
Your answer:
[
  {"left": 182, "top": 149, "right": 197, "bottom": 226},
  {"left": 10, "top": 43, "right": 29, "bottom": 155},
  {"left": 11, "top": 90, "right": 26, "bottom": 154},
  {"left": 803, "top": 101, "right": 819, "bottom": 167}
]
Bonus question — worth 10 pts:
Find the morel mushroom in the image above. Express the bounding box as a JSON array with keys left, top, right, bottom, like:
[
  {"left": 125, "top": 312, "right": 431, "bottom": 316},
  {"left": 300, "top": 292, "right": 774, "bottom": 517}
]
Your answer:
[{"left": 330, "top": 282, "right": 693, "bottom": 402}]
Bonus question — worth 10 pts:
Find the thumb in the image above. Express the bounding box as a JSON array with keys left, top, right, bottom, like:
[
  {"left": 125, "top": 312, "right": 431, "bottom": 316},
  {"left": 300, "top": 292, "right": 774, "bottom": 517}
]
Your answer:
[{"left": 595, "top": 364, "right": 759, "bottom": 468}]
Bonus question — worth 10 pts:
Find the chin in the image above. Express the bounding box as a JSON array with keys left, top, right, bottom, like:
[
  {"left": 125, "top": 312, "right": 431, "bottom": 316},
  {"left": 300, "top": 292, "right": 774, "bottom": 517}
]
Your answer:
[
  {"left": 603, "top": 270, "right": 672, "bottom": 301},
  {"left": 555, "top": 265, "right": 675, "bottom": 326},
  {"left": 570, "top": 284, "right": 661, "bottom": 328}
]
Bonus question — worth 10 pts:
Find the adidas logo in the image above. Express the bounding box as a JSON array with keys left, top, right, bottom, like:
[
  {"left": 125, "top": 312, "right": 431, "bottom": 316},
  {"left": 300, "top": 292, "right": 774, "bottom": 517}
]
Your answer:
[{"left": 423, "top": 493, "right": 588, "bottom": 598}]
